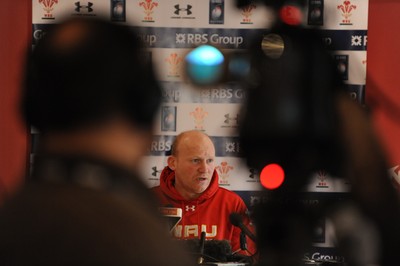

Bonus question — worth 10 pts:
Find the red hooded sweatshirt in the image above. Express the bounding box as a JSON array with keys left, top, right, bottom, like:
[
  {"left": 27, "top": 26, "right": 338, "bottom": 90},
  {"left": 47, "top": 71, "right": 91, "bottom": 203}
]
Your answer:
[{"left": 151, "top": 166, "right": 257, "bottom": 256}]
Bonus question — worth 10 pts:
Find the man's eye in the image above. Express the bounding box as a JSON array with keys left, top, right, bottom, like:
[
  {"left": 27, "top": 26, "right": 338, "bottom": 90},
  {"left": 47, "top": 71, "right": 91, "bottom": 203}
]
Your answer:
[
  {"left": 207, "top": 159, "right": 214, "bottom": 163},
  {"left": 192, "top": 159, "right": 200, "bottom": 163}
]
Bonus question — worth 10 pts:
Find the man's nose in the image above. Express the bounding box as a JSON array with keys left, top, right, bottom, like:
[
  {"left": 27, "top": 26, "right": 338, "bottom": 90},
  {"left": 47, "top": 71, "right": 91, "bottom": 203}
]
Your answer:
[{"left": 198, "top": 161, "right": 207, "bottom": 172}]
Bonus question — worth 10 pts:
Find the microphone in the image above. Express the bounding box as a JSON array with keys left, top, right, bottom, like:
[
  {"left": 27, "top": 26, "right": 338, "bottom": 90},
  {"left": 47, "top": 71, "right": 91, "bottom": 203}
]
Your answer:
[
  {"left": 158, "top": 207, "right": 182, "bottom": 232},
  {"left": 198, "top": 231, "right": 206, "bottom": 264},
  {"left": 229, "top": 213, "right": 257, "bottom": 242},
  {"left": 240, "top": 231, "right": 247, "bottom": 250}
]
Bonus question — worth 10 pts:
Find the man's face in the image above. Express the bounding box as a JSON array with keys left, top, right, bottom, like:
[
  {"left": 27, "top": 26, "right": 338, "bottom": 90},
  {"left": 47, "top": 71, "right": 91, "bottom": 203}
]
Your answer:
[{"left": 168, "top": 133, "right": 216, "bottom": 200}]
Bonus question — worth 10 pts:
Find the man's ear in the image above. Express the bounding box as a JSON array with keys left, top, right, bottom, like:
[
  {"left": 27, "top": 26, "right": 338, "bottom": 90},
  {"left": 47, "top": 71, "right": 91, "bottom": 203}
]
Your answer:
[{"left": 167, "top": 156, "right": 176, "bottom": 170}]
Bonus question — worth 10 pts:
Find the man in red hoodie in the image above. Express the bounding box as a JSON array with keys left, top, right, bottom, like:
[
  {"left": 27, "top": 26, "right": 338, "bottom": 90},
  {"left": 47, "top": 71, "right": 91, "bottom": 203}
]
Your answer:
[{"left": 151, "top": 130, "right": 257, "bottom": 259}]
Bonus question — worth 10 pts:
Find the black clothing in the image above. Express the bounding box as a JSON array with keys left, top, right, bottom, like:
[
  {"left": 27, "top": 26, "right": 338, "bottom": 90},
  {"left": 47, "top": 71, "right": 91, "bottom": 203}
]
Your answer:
[{"left": 0, "top": 155, "right": 194, "bottom": 266}]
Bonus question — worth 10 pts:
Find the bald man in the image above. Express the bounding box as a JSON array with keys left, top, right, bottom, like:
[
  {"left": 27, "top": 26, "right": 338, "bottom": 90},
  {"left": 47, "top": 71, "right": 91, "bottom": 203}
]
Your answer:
[{"left": 151, "top": 130, "right": 257, "bottom": 259}]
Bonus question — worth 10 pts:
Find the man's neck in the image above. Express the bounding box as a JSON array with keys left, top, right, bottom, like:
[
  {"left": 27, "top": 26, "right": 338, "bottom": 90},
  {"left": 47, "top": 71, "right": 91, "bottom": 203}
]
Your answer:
[{"left": 40, "top": 119, "right": 150, "bottom": 173}]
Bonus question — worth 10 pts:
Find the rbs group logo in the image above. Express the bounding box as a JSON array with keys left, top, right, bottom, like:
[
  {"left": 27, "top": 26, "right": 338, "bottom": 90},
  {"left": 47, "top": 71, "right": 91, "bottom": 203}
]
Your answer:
[{"left": 175, "top": 33, "right": 244, "bottom": 48}]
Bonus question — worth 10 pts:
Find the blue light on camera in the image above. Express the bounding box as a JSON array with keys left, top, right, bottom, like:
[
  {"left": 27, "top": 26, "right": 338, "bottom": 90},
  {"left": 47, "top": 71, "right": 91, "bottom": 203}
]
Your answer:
[{"left": 185, "top": 45, "right": 224, "bottom": 85}]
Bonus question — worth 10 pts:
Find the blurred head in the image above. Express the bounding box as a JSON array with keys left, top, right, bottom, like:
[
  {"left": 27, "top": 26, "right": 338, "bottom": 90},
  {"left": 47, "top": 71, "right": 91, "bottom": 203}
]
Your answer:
[
  {"left": 168, "top": 130, "right": 216, "bottom": 200},
  {"left": 21, "top": 17, "right": 161, "bottom": 134}
]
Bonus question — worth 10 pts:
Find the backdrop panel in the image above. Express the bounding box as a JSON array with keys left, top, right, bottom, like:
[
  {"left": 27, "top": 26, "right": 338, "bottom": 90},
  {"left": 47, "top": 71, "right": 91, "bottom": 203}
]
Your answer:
[{"left": 32, "top": 0, "right": 369, "bottom": 262}]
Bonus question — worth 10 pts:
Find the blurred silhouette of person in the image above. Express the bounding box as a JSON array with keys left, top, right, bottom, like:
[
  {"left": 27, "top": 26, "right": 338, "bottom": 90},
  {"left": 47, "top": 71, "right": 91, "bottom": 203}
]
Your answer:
[
  {"left": 0, "top": 18, "right": 194, "bottom": 266},
  {"left": 151, "top": 130, "right": 257, "bottom": 261}
]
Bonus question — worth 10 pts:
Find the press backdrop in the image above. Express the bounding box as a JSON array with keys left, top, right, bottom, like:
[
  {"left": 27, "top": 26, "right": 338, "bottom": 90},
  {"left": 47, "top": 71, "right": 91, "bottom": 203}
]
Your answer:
[{"left": 32, "top": 0, "right": 368, "bottom": 261}]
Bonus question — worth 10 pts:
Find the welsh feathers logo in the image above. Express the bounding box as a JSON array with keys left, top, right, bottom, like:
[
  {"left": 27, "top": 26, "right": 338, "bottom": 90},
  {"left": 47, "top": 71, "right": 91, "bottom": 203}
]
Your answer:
[
  {"left": 216, "top": 161, "right": 233, "bottom": 185},
  {"left": 190, "top": 107, "right": 208, "bottom": 130},
  {"left": 337, "top": 0, "right": 357, "bottom": 25},
  {"left": 165, "top": 53, "right": 183, "bottom": 77},
  {"left": 240, "top": 4, "right": 256, "bottom": 24},
  {"left": 139, "top": 0, "right": 159, "bottom": 22},
  {"left": 316, "top": 170, "right": 329, "bottom": 188},
  {"left": 38, "top": 0, "right": 59, "bottom": 19}
]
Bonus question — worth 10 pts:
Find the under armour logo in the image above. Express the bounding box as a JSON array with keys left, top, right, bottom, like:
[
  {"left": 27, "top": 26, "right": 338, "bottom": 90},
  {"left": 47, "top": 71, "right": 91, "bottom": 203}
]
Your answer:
[
  {"left": 224, "top": 113, "right": 239, "bottom": 124},
  {"left": 185, "top": 205, "right": 196, "bottom": 212},
  {"left": 75, "top": 2, "right": 93, "bottom": 12},
  {"left": 174, "top": 4, "right": 192, "bottom": 15},
  {"left": 151, "top": 166, "right": 161, "bottom": 177},
  {"left": 249, "top": 168, "right": 258, "bottom": 179}
]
